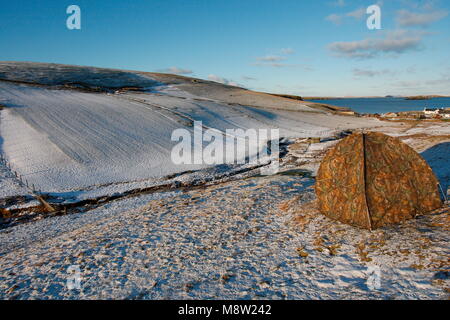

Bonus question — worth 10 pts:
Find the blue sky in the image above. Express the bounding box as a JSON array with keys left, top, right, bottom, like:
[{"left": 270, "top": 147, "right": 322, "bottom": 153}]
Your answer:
[{"left": 0, "top": 0, "right": 449, "bottom": 96}]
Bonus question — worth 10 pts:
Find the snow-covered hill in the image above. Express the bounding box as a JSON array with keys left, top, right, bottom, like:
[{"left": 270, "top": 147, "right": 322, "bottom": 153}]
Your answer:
[
  {"left": 0, "top": 62, "right": 383, "bottom": 198},
  {"left": 0, "top": 62, "right": 448, "bottom": 300}
]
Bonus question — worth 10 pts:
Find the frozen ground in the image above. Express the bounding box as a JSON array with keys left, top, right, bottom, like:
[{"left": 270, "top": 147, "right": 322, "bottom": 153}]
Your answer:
[
  {"left": 0, "top": 121, "right": 448, "bottom": 299},
  {"left": 0, "top": 61, "right": 158, "bottom": 89},
  {"left": 0, "top": 173, "right": 448, "bottom": 299},
  {"left": 0, "top": 160, "right": 30, "bottom": 199},
  {"left": 0, "top": 62, "right": 384, "bottom": 199},
  {"left": 0, "top": 62, "right": 448, "bottom": 300},
  {"left": 0, "top": 82, "right": 205, "bottom": 193}
]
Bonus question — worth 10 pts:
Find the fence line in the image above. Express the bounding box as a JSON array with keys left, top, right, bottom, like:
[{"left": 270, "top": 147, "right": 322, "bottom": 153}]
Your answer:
[{"left": 0, "top": 153, "right": 39, "bottom": 194}]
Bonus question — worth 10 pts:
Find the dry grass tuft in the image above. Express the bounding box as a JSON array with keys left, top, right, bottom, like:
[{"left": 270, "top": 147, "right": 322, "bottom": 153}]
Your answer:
[
  {"left": 296, "top": 247, "right": 309, "bottom": 258},
  {"left": 356, "top": 241, "right": 372, "bottom": 262},
  {"left": 326, "top": 244, "right": 341, "bottom": 256},
  {"left": 291, "top": 200, "right": 319, "bottom": 231},
  {"left": 278, "top": 201, "right": 290, "bottom": 212},
  {"left": 278, "top": 195, "right": 302, "bottom": 213}
]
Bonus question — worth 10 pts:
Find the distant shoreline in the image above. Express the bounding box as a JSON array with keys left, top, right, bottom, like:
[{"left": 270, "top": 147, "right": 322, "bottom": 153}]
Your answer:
[
  {"left": 304, "top": 95, "right": 450, "bottom": 100},
  {"left": 305, "top": 96, "right": 450, "bottom": 115}
]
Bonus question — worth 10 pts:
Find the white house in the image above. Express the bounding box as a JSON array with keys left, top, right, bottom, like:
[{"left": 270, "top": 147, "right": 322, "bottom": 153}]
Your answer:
[
  {"left": 423, "top": 108, "right": 441, "bottom": 115},
  {"left": 423, "top": 108, "right": 450, "bottom": 118},
  {"left": 438, "top": 109, "right": 450, "bottom": 119}
]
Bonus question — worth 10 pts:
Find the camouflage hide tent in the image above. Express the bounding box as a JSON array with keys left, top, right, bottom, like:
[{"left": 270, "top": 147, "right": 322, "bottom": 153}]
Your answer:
[{"left": 315, "top": 132, "right": 442, "bottom": 230}]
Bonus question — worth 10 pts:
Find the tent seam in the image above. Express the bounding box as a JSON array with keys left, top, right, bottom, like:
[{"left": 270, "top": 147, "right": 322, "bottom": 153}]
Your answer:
[{"left": 362, "top": 133, "right": 373, "bottom": 231}]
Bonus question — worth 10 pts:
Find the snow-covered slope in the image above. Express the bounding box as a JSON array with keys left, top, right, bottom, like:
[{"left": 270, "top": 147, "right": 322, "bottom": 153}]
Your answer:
[
  {"left": 0, "top": 61, "right": 158, "bottom": 89},
  {"left": 0, "top": 62, "right": 447, "bottom": 300},
  {"left": 1, "top": 82, "right": 212, "bottom": 191},
  {"left": 0, "top": 62, "right": 384, "bottom": 196},
  {"left": 1, "top": 174, "right": 448, "bottom": 299}
]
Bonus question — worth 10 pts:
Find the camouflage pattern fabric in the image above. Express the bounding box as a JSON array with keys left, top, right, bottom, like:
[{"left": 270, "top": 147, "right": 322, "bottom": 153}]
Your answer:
[{"left": 315, "top": 132, "right": 442, "bottom": 230}]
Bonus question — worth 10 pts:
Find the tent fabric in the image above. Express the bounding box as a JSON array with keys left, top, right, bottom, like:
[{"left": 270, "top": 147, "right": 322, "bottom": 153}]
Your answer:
[{"left": 315, "top": 132, "right": 442, "bottom": 229}]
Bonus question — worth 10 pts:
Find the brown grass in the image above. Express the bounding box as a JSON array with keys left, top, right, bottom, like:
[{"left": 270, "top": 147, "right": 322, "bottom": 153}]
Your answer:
[
  {"left": 296, "top": 246, "right": 309, "bottom": 257},
  {"left": 291, "top": 200, "right": 319, "bottom": 231},
  {"left": 356, "top": 241, "right": 372, "bottom": 262}
]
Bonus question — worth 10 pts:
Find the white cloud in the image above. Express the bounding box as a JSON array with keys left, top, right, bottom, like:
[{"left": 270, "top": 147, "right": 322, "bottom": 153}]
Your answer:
[
  {"left": 253, "top": 48, "right": 312, "bottom": 69},
  {"left": 325, "top": 13, "right": 343, "bottom": 25},
  {"left": 346, "top": 8, "right": 366, "bottom": 19},
  {"left": 207, "top": 74, "right": 241, "bottom": 87},
  {"left": 253, "top": 62, "right": 289, "bottom": 68},
  {"left": 326, "top": 7, "right": 366, "bottom": 25},
  {"left": 158, "top": 67, "right": 193, "bottom": 75},
  {"left": 397, "top": 9, "right": 448, "bottom": 27},
  {"left": 254, "top": 52, "right": 289, "bottom": 67},
  {"left": 252, "top": 62, "right": 313, "bottom": 71},
  {"left": 256, "top": 55, "right": 286, "bottom": 62},
  {"left": 352, "top": 68, "right": 395, "bottom": 77},
  {"left": 329, "top": 30, "right": 426, "bottom": 59}
]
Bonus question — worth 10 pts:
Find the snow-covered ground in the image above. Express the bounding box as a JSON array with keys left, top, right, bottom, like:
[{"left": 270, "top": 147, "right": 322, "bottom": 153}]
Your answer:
[
  {"left": 0, "top": 62, "right": 448, "bottom": 300},
  {"left": 0, "top": 61, "right": 158, "bottom": 89},
  {"left": 0, "top": 81, "right": 204, "bottom": 193},
  {"left": 0, "top": 160, "right": 30, "bottom": 199},
  {"left": 0, "top": 173, "right": 448, "bottom": 299},
  {"left": 0, "top": 62, "right": 384, "bottom": 199}
]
